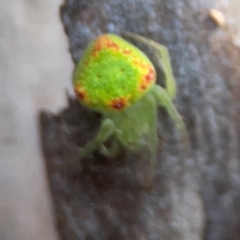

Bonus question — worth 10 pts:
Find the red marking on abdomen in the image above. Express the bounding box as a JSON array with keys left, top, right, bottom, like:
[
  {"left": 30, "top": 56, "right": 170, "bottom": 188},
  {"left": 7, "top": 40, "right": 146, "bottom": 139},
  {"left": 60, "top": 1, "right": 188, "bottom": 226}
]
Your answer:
[
  {"left": 107, "top": 42, "right": 119, "bottom": 50},
  {"left": 140, "top": 84, "right": 147, "bottom": 90},
  {"left": 145, "top": 68, "right": 155, "bottom": 82},
  {"left": 139, "top": 68, "right": 155, "bottom": 91},
  {"left": 133, "top": 60, "right": 147, "bottom": 68},
  {"left": 75, "top": 88, "right": 85, "bottom": 101},
  {"left": 123, "top": 49, "right": 131, "bottom": 55},
  {"left": 92, "top": 35, "right": 120, "bottom": 56},
  {"left": 111, "top": 98, "right": 127, "bottom": 110}
]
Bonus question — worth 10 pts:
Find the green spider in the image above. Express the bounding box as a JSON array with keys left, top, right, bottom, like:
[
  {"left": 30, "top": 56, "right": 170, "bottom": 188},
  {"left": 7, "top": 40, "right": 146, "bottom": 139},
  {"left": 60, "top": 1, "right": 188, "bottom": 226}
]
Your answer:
[{"left": 73, "top": 32, "right": 187, "bottom": 187}]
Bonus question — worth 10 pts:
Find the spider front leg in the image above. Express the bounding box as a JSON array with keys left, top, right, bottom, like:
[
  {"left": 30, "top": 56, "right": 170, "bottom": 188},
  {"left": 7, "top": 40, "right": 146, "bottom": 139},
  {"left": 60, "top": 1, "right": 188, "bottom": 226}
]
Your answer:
[
  {"left": 74, "top": 118, "right": 115, "bottom": 160},
  {"left": 151, "top": 85, "right": 188, "bottom": 144},
  {"left": 123, "top": 32, "right": 176, "bottom": 100}
]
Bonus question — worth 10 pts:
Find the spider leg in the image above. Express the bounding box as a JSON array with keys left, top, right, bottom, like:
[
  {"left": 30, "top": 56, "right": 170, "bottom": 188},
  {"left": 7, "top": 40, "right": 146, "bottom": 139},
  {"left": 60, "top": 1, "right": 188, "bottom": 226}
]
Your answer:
[
  {"left": 99, "top": 137, "right": 120, "bottom": 157},
  {"left": 74, "top": 118, "right": 115, "bottom": 160},
  {"left": 151, "top": 85, "right": 188, "bottom": 148},
  {"left": 122, "top": 32, "right": 176, "bottom": 100},
  {"left": 143, "top": 94, "right": 158, "bottom": 189}
]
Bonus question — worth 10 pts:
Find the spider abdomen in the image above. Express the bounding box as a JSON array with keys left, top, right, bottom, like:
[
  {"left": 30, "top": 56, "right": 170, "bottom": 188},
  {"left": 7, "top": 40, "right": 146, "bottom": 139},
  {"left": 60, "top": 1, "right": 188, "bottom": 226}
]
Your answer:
[{"left": 73, "top": 34, "right": 156, "bottom": 112}]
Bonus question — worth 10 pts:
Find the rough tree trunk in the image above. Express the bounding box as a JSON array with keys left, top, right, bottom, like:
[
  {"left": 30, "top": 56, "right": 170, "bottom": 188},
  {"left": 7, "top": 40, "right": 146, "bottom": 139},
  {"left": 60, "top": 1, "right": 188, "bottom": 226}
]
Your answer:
[{"left": 40, "top": 1, "right": 240, "bottom": 240}]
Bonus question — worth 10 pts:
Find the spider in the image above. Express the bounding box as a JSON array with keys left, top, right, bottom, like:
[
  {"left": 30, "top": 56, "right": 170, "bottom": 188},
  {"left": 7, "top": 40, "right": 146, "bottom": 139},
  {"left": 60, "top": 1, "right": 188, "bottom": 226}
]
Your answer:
[{"left": 73, "top": 32, "right": 187, "bottom": 187}]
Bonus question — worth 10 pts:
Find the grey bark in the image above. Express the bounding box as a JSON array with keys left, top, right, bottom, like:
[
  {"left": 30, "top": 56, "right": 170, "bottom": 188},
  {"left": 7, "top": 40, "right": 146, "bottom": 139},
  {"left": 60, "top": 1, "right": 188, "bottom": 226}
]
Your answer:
[{"left": 40, "top": 0, "right": 240, "bottom": 240}]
